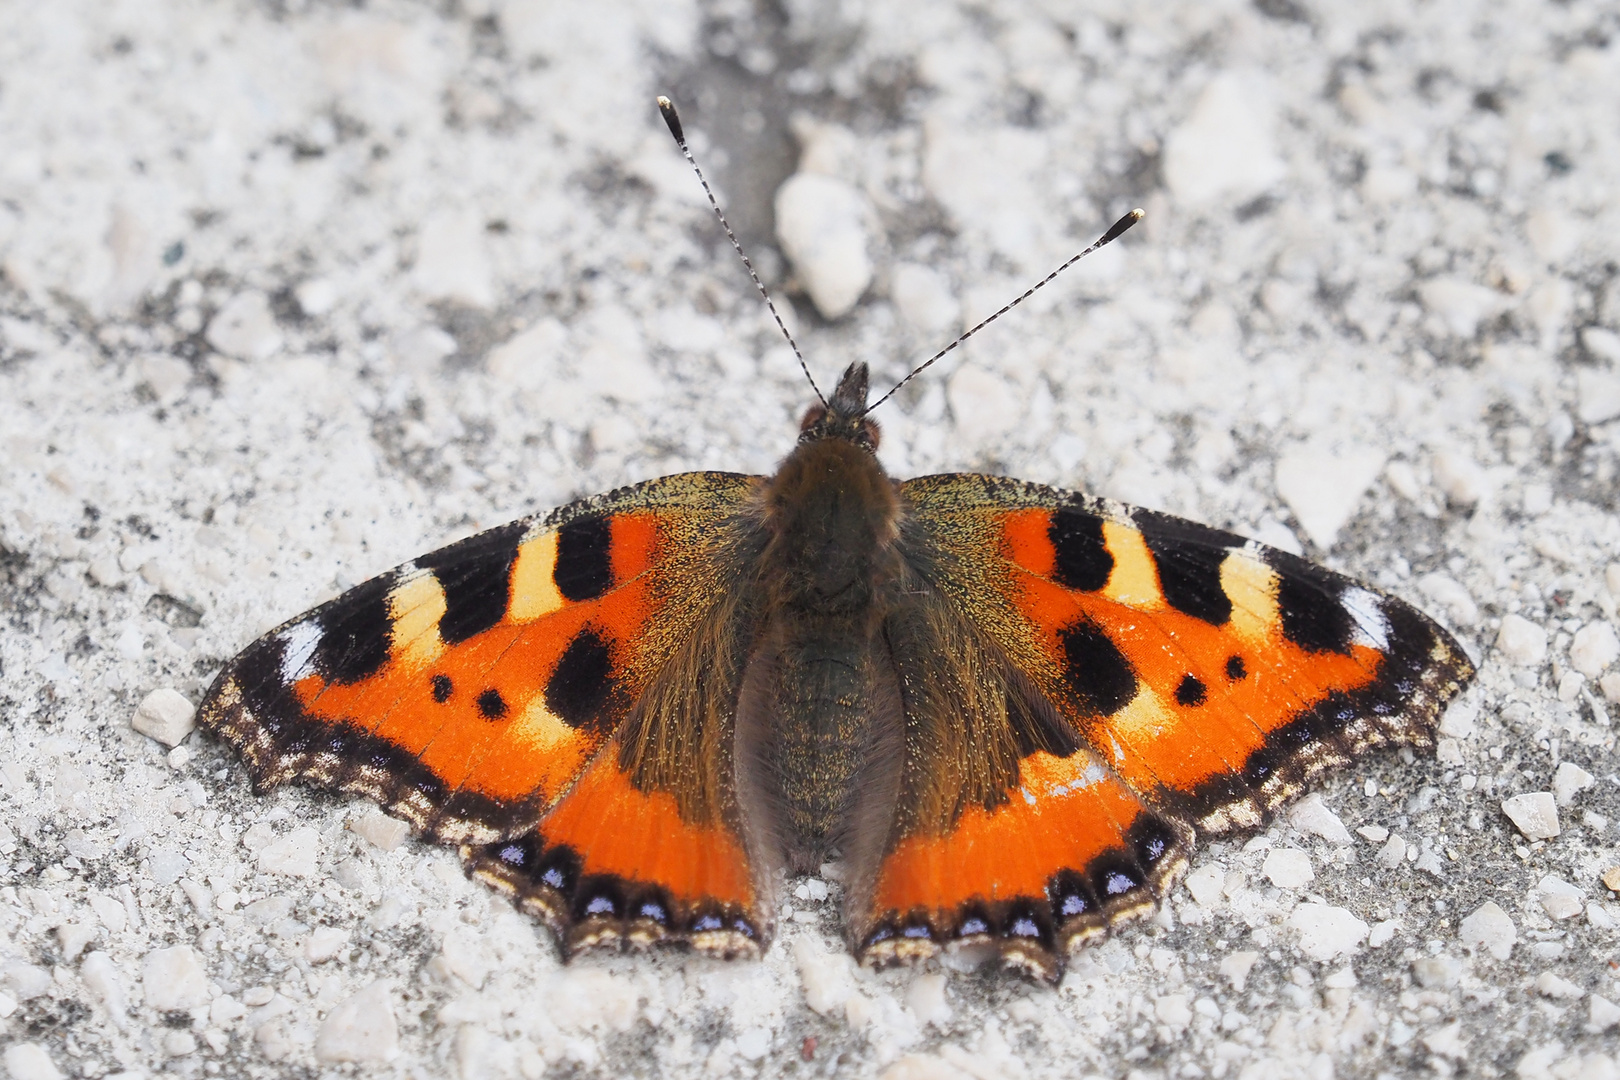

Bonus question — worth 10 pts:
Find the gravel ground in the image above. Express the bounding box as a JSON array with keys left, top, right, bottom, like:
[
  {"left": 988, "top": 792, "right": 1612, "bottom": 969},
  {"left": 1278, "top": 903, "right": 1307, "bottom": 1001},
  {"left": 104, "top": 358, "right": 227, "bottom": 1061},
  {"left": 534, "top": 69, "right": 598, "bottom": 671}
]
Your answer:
[{"left": 3, "top": 1, "right": 1620, "bottom": 1078}]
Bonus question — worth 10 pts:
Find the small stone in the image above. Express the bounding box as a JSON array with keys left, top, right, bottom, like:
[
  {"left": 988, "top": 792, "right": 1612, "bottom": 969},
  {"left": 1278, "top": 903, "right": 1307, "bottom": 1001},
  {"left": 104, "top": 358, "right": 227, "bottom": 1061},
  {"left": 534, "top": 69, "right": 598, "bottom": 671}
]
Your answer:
[
  {"left": 1577, "top": 367, "right": 1620, "bottom": 425},
  {"left": 2, "top": 1043, "right": 64, "bottom": 1080},
  {"left": 164, "top": 1030, "right": 198, "bottom": 1057},
  {"left": 314, "top": 981, "right": 400, "bottom": 1064},
  {"left": 55, "top": 922, "right": 98, "bottom": 962},
  {"left": 80, "top": 952, "right": 126, "bottom": 1024},
  {"left": 1603, "top": 867, "right": 1620, "bottom": 893},
  {"left": 1289, "top": 794, "right": 1353, "bottom": 845},
  {"left": 1536, "top": 972, "right": 1585, "bottom": 1000},
  {"left": 1263, "top": 848, "right": 1315, "bottom": 889},
  {"left": 794, "top": 938, "right": 855, "bottom": 1015},
  {"left": 1418, "top": 278, "right": 1504, "bottom": 338},
  {"left": 2, "top": 963, "right": 53, "bottom": 1001},
  {"left": 1274, "top": 442, "right": 1386, "bottom": 549},
  {"left": 734, "top": 1027, "right": 771, "bottom": 1061},
  {"left": 306, "top": 926, "right": 349, "bottom": 963},
  {"left": 1162, "top": 73, "right": 1285, "bottom": 206},
  {"left": 295, "top": 278, "right": 338, "bottom": 317},
  {"left": 1377, "top": 834, "right": 1408, "bottom": 867},
  {"left": 1430, "top": 450, "right": 1488, "bottom": 508},
  {"left": 1458, "top": 901, "right": 1516, "bottom": 960},
  {"left": 774, "top": 172, "right": 874, "bottom": 320},
  {"left": 1570, "top": 622, "right": 1619, "bottom": 677},
  {"left": 1287, "top": 903, "right": 1368, "bottom": 961},
  {"left": 1603, "top": 672, "right": 1620, "bottom": 704},
  {"left": 1154, "top": 992, "right": 1192, "bottom": 1030},
  {"left": 1536, "top": 875, "right": 1586, "bottom": 920},
  {"left": 1553, "top": 762, "right": 1595, "bottom": 806},
  {"left": 890, "top": 263, "right": 959, "bottom": 336},
  {"left": 1183, "top": 864, "right": 1226, "bottom": 908},
  {"left": 906, "top": 973, "right": 949, "bottom": 1026},
  {"left": 1439, "top": 704, "right": 1478, "bottom": 740},
  {"left": 258, "top": 826, "right": 321, "bottom": 877},
  {"left": 1413, "top": 955, "right": 1462, "bottom": 989},
  {"left": 1589, "top": 994, "right": 1620, "bottom": 1033},
  {"left": 1418, "top": 573, "right": 1479, "bottom": 627},
  {"left": 414, "top": 209, "right": 495, "bottom": 309},
  {"left": 1502, "top": 792, "right": 1560, "bottom": 841},
  {"left": 0, "top": 991, "right": 15, "bottom": 1019},
  {"left": 206, "top": 290, "right": 283, "bottom": 361},
  {"left": 141, "top": 945, "right": 210, "bottom": 1011},
  {"left": 1422, "top": 1021, "right": 1467, "bottom": 1060},
  {"left": 1357, "top": 825, "right": 1390, "bottom": 843},
  {"left": 1495, "top": 615, "right": 1548, "bottom": 667},
  {"left": 350, "top": 811, "right": 410, "bottom": 852},
  {"left": 1218, "top": 950, "right": 1260, "bottom": 991},
  {"left": 130, "top": 688, "right": 197, "bottom": 747}
]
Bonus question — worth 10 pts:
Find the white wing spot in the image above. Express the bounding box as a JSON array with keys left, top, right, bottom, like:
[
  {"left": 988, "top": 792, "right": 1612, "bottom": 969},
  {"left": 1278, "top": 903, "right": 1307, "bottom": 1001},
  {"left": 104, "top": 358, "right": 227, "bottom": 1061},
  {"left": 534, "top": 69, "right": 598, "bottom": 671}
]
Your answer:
[
  {"left": 1343, "top": 587, "right": 1391, "bottom": 651},
  {"left": 279, "top": 621, "right": 323, "bottom": 683}
]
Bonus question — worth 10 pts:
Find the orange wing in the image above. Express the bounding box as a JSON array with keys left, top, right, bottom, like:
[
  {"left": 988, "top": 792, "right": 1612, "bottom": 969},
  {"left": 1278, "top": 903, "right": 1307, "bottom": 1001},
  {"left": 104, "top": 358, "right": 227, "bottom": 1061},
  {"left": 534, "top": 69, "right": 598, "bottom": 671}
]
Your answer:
[
  {"left": 856, "top": 474, "right": 1474, "bottom": 979},
  {"left": 200, "top": 471, "right": 772, "bottom": 956}
]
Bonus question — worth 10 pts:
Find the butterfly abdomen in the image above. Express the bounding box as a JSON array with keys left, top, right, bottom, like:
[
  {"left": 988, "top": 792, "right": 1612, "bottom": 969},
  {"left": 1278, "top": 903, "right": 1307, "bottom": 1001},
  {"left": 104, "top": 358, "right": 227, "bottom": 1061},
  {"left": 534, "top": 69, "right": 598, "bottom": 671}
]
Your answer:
[{"left": 742, "top": 431, "right": 907, "bottom": 867}]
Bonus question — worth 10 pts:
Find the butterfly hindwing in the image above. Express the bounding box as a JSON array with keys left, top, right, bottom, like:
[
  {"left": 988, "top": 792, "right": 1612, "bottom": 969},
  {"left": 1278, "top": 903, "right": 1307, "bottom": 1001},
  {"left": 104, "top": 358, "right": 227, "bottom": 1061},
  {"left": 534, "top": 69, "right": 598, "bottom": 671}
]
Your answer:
[
  {"left": 200, "top": 470, "right": 775, "bottom": 956},
  {"left": 849, "top": 473, "right": 1473, "bottom": 978}
]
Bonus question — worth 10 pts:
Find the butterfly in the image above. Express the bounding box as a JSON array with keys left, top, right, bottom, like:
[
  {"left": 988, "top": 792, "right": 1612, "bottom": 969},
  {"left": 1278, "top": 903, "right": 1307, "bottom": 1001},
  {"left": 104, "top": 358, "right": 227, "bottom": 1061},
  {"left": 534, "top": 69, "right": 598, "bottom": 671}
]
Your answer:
[{"left": 197, "top": 100, "right": 1475, "bottom": 983}]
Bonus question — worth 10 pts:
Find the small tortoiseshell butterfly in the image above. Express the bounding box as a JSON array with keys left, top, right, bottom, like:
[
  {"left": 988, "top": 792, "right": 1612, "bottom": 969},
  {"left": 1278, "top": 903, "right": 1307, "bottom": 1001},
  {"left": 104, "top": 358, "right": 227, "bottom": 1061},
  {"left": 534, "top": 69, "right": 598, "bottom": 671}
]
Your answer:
[{"left": 198, "top": 99, "right": 1475, "bottom": 982}]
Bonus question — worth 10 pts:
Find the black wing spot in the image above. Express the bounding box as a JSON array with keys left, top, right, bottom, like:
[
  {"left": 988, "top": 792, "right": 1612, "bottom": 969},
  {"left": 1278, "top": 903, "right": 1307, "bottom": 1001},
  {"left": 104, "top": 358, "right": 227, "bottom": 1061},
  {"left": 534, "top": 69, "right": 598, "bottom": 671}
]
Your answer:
[
  {"left": 1127, "top": 814, "right": 1180, "bottom": 871},
  {"left": 554, "top": 517, "right": 614, "bottom": 602},
  {"left": 1134, "top": 510, "right": 1241, "bottom": 626},
  {"left": 1175, "top": 674, "right": 1207, "bottom": 707},
  {"left": 1060, "top": 619, "right": 1138, "bottom": 717},
  {"left": 1048, "top": 509, "right": 1113, "bottom": 592},
  {"left": 1270, "top": 555, "right": 1356, "bottom": 655},
  {"left": 313, "top": 575, "right": 394, "bottom": 684},
  {"left": 1225, "top": 654, "right": 1247, "bottom": 681},
  {"left": 420, "top": 521, "right": 526, "bottom": 645},
  {"left": 545, "top": 628, "right": 617, "bottom": 732},
  {"left": 431, "top": 674, "right": 453, "bottom": 702},
  {"left": 476, "top": 688, "right": 508, "bottom": 719}
]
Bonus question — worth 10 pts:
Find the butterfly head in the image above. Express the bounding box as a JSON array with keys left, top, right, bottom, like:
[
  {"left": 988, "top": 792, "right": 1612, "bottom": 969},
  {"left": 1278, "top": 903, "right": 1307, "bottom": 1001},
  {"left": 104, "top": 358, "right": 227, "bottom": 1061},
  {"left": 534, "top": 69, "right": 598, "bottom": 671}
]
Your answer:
[{"left": 799, "top": 362, "right": 881, "bottom": 450}]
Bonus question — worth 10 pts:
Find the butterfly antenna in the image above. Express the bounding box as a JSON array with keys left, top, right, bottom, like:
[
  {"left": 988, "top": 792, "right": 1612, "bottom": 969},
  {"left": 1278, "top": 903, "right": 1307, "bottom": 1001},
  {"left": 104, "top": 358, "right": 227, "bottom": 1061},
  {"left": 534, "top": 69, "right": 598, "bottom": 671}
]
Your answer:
[
  {"left": 657, "top": 96, "right": 827, "bottom": 408},
  {"left": 862, "top": 207, "right": 1145, "bottom": 416}
]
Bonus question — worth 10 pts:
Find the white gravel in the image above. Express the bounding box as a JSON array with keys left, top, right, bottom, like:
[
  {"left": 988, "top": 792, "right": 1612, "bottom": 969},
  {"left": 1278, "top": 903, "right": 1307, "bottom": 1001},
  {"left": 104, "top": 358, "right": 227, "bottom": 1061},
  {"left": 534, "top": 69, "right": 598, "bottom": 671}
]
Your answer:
[{"left": 3, "top": 0, "right": 1620, "bottom": 1077}]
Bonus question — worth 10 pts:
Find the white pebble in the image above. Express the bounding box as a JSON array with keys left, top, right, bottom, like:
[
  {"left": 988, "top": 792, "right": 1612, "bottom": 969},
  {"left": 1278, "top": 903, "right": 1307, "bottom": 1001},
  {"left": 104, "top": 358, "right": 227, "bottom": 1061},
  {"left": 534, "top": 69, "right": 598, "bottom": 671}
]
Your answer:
[
  {"left": 1495, "top": 615, "right": 1548, "bottom": 667},
  {"left": 793, "top": 938, "right": 854, "bottom": 1015},
  {"left": 1553, "top": 762, "right": 1595, "bottom": 807},
  {"left": 258, "top": 826, "right": 321, "bottom": 877},
  {"left": 206, "top": 290, "right": 283, "bottom": 361},
  {"left": 1413, "top": 955, "right": 1461, "bottom": 989},
  {"left": 314, "top": 981, "right": 399, "bottom": 1064},
  {"left": 1577, "top": 368, "right": 1620, "bottom": 426},
  {"left": 1370, "top": 919, "right": 1400, "bottom": 948},
  {"left": 1274, "top": 442, "right": 1385, "bottom": 549},
  {"left": 1430, "top": 450, "right": 1488, "bottom": 508},
  {"left": 1357, "top": 825, "right": 1389, "bottom": 843},
  {"left": 0, "top": 991, "right": 15, "bottom": 1019},
  {"left": 1289, "top": 794, "right": 1353, "bottom": 845},
  {"left": 1536, "top": 972, "right": 1585, "bottom": 1000},
  {"left": 1263, "top": 848, "right": 1315, "bottom": 889},
  {"left": 1288, "top": 904, "right": 1367, "bottom": 961},
  {"left": 1590, "top": 994, "right": 1620, "bottom": 1033},
  {"left": 1218, "top": 950, "right": 1259, "bottom": 991},
  {"left": 80, "top": 952, "right": 125, "bottom": 1024},
  {"left": 1162, "top": 73, "right": 1285, "bottom": 206},
  {"left": 2, "top": 1043, "right": 63, "bottom": 1080},
  {"left": 1418, "top": 573, "right": 1479, "bottom": 627},
  {"left": 890, "top": 263, "right": 959, "bottom": 336},
  {"left": 774, "top": 172, "right": 874, "bottom": 320},
  {"left": 906, "top": 973, "right": 950, "bottom": 1027},
  {"left": 734, "top": 1027, "right": 771, "bottom": 1061},
  {"left": 55, "top": 923, "right": 98, "bottom": 962},
  {"left": 1154, "top": 992, "right": 1192, "bottom": 1030},
  {"left": 130, "top": 688, "right": 197, "bottom": 747},
  {"left": 2, "top": 964, "right": 52, "bottom": 1001},
  {"left": 350, "top": 811, "right": 410, "bottom": 852},
  {"left": 1418, "top": 278, "right": 1503, "bottom": 339},
  {"left": 1458, "top": 901, "right": 1516, "bottom": 960},
  {"left": 1502, "top": 792, "right": 1560, "bottom": 841},
  {"left": 305, "top": 926, "right": 350, "bottom": 964},
  {"left": 141, "top": 945, "right": 210, "bottom": 1011},
  {"left": 1570, "top": 622, "right": 1619, "bottom": 677},
  {"left": 1377, "top": 834, "right": 1408, "bottom": 867},
  {"left": 1438, "top": 704, "right": 1477, "bottom": 740},
  {"left": 1183, "top": 864, "right": 1226, "bottom": 908},
  {"left": 294, "top": 277, "right": 338, "bottom": 317},
  {"left": 413, "top": 209, "right": 494, "bottom": 309},
  {"left": 1536, "top": 875, "right": 1586, "bottom": 921}
]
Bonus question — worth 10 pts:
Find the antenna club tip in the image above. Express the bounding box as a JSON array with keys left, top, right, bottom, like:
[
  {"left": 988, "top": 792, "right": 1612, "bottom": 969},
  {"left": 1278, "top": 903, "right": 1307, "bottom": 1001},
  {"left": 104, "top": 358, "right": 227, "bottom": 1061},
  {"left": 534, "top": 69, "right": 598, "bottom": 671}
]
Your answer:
[
  {"left": 1099, "top": 207, "right": 1145, "bottom": 245},
  {"left": 656, "top": 96, "right": 684, "bottom": 143},
  {"left": 1130, "top": 207, "right": 1145, "bottom": 221}
]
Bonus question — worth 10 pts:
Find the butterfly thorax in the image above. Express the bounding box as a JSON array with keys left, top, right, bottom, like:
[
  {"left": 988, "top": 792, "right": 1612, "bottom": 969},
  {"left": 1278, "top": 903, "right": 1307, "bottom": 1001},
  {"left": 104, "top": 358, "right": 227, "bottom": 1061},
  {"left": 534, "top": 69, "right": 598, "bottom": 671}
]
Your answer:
[{"left": 739, "top": 364, "right": 907, "bottom": 870}]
